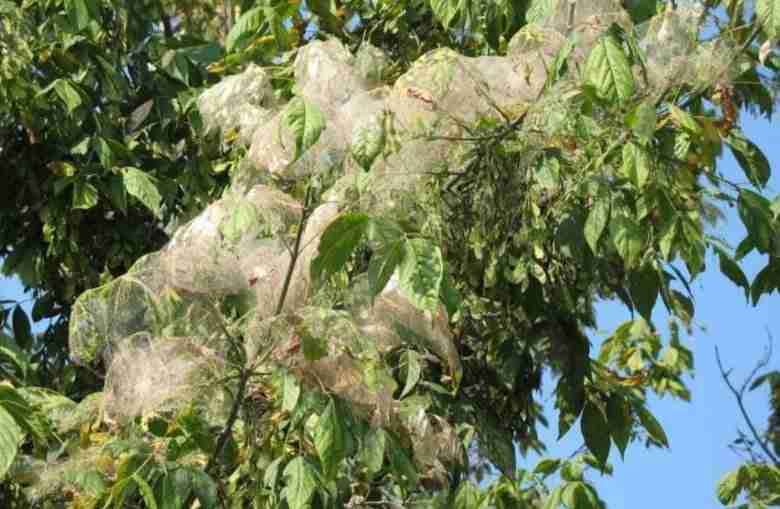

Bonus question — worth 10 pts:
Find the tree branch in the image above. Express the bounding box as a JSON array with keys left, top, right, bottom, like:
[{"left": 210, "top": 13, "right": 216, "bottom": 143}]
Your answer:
[
  {"left": 715, "top": 344, "right": 780, "bottom": 466},
  {"left": 203, "top": 185, "right": 315, "bottom": 477}
]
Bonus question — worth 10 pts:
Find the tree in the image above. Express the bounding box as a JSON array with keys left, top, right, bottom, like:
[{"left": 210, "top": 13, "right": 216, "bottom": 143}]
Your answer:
[{"left": 1, "top": 0, "right": 779, "bottom": 507}]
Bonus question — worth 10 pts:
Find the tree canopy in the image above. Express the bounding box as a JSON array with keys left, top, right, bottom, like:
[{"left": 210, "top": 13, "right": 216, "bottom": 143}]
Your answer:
[{"left": 1, "top": 0, "right": 780, "bottom": 508}]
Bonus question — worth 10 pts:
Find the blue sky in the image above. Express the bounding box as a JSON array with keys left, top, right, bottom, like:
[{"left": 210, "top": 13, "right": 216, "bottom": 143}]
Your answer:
[
  {"left": 1, "top": 115, "right": 778, "bottom": 508},
  {"left": 527, "top": 112, "right": 780, "bottom": 508}
]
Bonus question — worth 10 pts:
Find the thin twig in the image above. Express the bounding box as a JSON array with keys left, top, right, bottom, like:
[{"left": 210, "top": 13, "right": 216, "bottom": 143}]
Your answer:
[
  {"left": 715, "top": 345, "right": 780, "bottom": 466},
  {"left": 203, "top": 185, "right": 314, "bottom": 477}
]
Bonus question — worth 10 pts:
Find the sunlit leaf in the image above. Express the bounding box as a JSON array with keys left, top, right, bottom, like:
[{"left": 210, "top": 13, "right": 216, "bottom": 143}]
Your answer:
[
  {"left": 311, "top": 213, "right": 371, "bottom": 285},
  {"left": 122, "top": 167, "right": 162, "bottom": 218},
  {"left": 314, "top": 400, "right": 346, "bottom": 480},
  {"left": 283, "top": 98, "right": 326, "bottom": 161},
  {"left": 584, "top": 34, "right": 635, "bottom": 103}
]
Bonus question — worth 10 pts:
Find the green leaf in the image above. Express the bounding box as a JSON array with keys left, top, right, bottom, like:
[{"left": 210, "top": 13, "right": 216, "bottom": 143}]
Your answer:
[
  {"left": 0, "top": 384, "right": 44, "bottom": 443},
  {"left": 282, "top": 372, "right": 301, "bottom": 413},
  {"left": 430, "top": 0, "right": 460, "bottom": 27},
  {"left": 453, "top": 481, "right": 483, "bottom": 509},
  {"left": 581, "top": 401, "right": 611, "bottom": 466},
  {"left": 351, "top": 115, "right": 386, "bottom": 171},
  {"left": 226, "top": 6, "right": 265, "bottom": 51},
  {"left": 606, "top": 393, "right": 631, "bottom": 458},
  {"left": 585, "top": 197, "right": 610, "bottom": 254},
  {"left": 386, "top": 431, "right": 418, "bottom": 487},
  {"left": 636, "top": 405, "right": 668, "bottom": 447},
  {"left": 0, "top": 402, "right": 23, "bottom": 480},
  {"left": 533, "top": 458, "right": 562, "bottom": 477},
  {"left": 266, "top": 7, "right": 289, "bottom": 52},
  {"left": 132, "top": 475, "right": 158, "bottom": 509},
  {"left": 359, "top": 428, "right": 386, "bottom": 476},
  {"left": 400, "top": 350, "right": 422, "bottom": 398},
  {"left": 622, "top": 142, "right": 650, "bottom": 189},
  {"left": 157, "top": 470, "right": 191, "bottom": 509},
  {"left": 189, "top": 469, "right": 217, "bottom": 508},
  {"left": 314, "top": 400, "right": 346, "bottom": 480},
  {"left": 738, "top": 189, "right": 773, "bottom": 254},
  {"left": 626, "top": 101, "right": 656, "bottom": 144},
  {"left": 398, "top": 239, "right": 444, "bottom": 313},
  {"left": 54, "top": 79, "right": 83, "bottom": 113},
  {"left": 11, "top": 306, "right": 32, "bottom": 350},
  {"left": 562, "top": 482, "right": 593, "bottom": 509},
  {"left": 66, "top": 0, "right": 92, "bottom": 30},
  {"left": 625, "top": 0, "right": 658, "bottom": 24},
  {"left": 311, "top": 213, "right": 371, "bottom": 284},
  {"left": 659, "top": 220, "right": 678, "bottom": 260},
  {"left": 0, "top": 335, "right": 29, "bottom": 379},
  {"left": 478, "top": 413, "right": 516, "bottom": 477},
  {"left": 122, "top": 167, "right": 162, "bottom": 218},
  {"left": 584, "top": 34, "right": 635, "bottom": 103},
  {"left": 301, "top": 331, "right": 327, "bottom": 362},
  {"left": 220, "top": 200, "right": 259, "bottom": 243},
  {"left": 667, "top": 104, "right": 702, "bottom": 134},
  {"left": 543, "top": 486, "right": 564, "bottom": 509},
  {"left": 368, "top": 238, "right": 410, "bottom": 300},
  {"left": 283, "top": 98, "right": 326, "bottom": 161},
  {"left": 716, "top": 249, "right": 750, "bottom": 301},
  {"left": 628, "top": 265, "right": 659, "bottom": 322},
  {"left": 283, "top": 457, "right": 319, "bottom": 509},
  {"left": 526, "top": 0, "right": 556, "bottom": 24},
  {"left": 726, "top": 130, "right": 771, "bottom": 188},
  {"left": 561, "top": 460, "right": 584, "bottom": 482},
  {"left": 72, "top": 181, "right": 99, "bottom": 210},
  {"left": 610, "top": 215, "right": 644, "bottom": 268},
  {"left": 716, "top": 469, "right": 741, "bottom": 505},
  {"left": 758, "top": 0, "right": 780, "bottom": 39}
]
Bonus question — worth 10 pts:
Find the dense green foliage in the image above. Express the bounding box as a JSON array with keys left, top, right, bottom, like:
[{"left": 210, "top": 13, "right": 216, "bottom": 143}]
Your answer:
[{"left": 1, "top": 0, "right": 780, "bottom": 508}]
